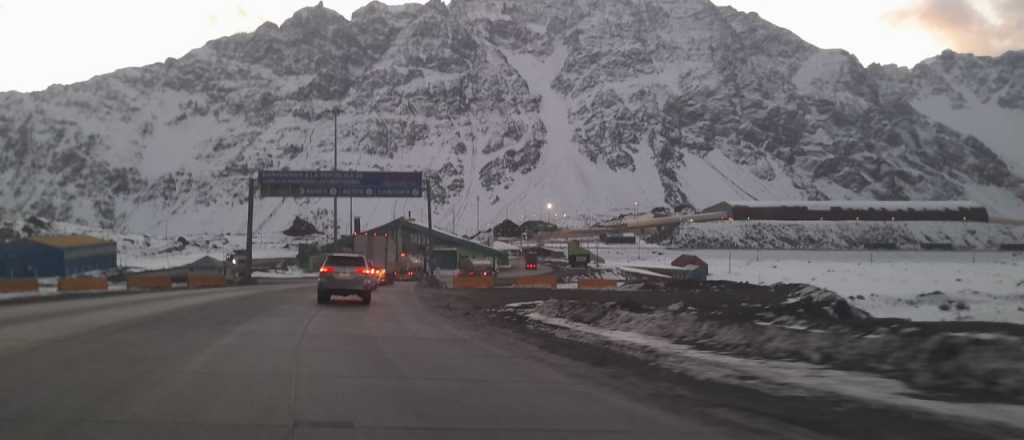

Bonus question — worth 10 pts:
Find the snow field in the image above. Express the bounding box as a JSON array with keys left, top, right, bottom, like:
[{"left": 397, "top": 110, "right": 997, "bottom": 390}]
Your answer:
[{"left": 595, "top": 244, "right": 1024, "bottom": 324}]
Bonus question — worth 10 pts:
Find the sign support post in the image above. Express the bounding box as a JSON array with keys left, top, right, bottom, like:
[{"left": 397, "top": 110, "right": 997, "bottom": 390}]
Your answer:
[
  {"left": 426, "top": 176, "right": 433, "bottom": 275},
  {"left": 245, "top": 178, "right": 255, "bottom": 283},
  {"left": 333, "top": 109, "right": 339, "bottom": 243}
]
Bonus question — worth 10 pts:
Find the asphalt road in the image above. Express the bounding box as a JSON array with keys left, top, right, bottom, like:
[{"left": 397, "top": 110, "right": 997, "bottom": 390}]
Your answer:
[{"left": 0, "top": 281, "right": 819, "bottom": 439}]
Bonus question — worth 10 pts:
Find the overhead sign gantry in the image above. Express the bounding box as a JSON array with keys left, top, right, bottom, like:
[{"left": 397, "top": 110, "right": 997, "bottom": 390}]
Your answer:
[
  {"left": 241, "top": 170, "right": 431, "bottom": 282},
  {"left": 258, "top": 171, "right": 423, "bottom": 198}
]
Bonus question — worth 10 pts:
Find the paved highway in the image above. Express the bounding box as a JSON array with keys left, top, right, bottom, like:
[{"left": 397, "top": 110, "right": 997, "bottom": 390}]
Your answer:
[{"left": 0, "top": 282, "right": 818, "bottom": 439}]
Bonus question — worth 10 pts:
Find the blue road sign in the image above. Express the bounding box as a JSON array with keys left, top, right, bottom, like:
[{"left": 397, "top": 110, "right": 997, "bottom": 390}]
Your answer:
[{"left": 258, "top": 171, "right": 423, "bottom": 198}]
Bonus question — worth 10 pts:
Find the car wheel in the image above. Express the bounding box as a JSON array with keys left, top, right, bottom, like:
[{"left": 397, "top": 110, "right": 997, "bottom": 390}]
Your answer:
[
  {"left": 360, "top": 293, "right": 372, "bottom": 305},
  {"left": 317, "top": 292, "right": 331, "bottom": 305}
]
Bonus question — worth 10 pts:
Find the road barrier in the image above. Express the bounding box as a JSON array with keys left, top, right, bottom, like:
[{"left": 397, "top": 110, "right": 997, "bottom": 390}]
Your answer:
[
  {"left": 577, "top": 279, "right": 619, "bottom": 290},
  {"left": 127, "top": 276, "right": 173, "bottom": 290},
  {"left": 187, "top": 274, "right": 227, "bottom": 289},
  {"left": 453, "top": 275, "right": 496, "bottom": 289},
  {"left": 514, "top": 274, "right": 558, "bottom": 289},
  {"left": 0, "top": 278, "right": 40, "bottom": 293},
  {"left": 57, "top": 277, "right": 108, "bottom": 292}
]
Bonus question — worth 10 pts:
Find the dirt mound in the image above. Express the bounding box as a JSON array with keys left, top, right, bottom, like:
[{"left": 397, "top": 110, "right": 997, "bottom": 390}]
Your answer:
[
  {"left": 283, "top": 217, "right": 321, "bottom": 237},
  {"left": 778, "top": 285, "right": 871, "bottom": 321}
]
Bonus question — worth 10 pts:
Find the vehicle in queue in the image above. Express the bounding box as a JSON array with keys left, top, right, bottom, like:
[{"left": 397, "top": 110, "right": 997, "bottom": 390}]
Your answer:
[
  {"left": 524, "top": 253, "right": 539, "bottom": 271},
  {"left": 317, "top": 253, "right": 376, "bottom": 305},
  {"left": 394, "top": 252, "right": 422, "bottom": 281},
  {"left": 458, "top": 257, "right": 496, "bottom": 278},
  {"left": 225, "top": 249, "right": 249, "bottom": 281},
  {"left": 372, "top": 265, "right": 394, "bottom": 285}
]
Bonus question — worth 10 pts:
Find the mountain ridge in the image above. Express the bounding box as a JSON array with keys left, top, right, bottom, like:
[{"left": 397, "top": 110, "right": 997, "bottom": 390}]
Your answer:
[{"left": 1, "top": 0, "right": 1022, "bottom": 236}]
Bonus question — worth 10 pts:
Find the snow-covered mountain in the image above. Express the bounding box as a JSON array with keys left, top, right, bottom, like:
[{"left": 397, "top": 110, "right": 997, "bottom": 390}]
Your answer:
[
  {"left": 869, "top": 50, "right": 1024, "bottom": 217},
  {"left": 1, "top": 0, "right": 1022, "bottom": 237}
]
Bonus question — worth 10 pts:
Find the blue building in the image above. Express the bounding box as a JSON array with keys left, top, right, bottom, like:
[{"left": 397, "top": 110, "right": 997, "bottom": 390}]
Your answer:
[{"left": 0, "top": 235, "right": 117, "bottom": 278}]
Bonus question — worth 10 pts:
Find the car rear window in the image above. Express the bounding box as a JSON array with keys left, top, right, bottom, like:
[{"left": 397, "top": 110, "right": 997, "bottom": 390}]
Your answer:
[{"left": 324, "top": 256, "right": 365, "bottom": 267}]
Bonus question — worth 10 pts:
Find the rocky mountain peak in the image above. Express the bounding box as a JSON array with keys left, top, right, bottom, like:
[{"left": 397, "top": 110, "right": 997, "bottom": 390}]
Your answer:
[
  {"left": 279, "top": 2, "right": 349, "bottom": 33},
  {"left": 424, "top": 0, "right": 448, "bottom": 13},
  {"left": 354, "top": 2, "right": 424, "bottom": 19},
  {"left": 0, "top": 0, "right": 1022, "bottom": 235}
]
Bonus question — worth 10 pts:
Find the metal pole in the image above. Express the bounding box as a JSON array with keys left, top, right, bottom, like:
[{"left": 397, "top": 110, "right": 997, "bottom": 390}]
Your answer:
[
  {"left": 349, "top": 197, "right": 354, "bottom": 236},
  {"left": 333, "top": 109, "right": 339, "bottom": 244},
  {"left": 245, "top": 178, "right": 255, "bottom": 282},
  {"left": 476, "top": 195, "right": 480, "bottom": 236},
  {"left": 426, "top": 176, "right": 433, "bottom": 275}
]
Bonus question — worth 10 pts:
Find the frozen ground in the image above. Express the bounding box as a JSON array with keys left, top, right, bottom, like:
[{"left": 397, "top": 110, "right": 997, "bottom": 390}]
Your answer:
[
  {"left": 562, "top": 242, "right": 1024, "bottom": 324},
  {"left": 515, "top": 307, "right": 1024, "bottom": 432}
]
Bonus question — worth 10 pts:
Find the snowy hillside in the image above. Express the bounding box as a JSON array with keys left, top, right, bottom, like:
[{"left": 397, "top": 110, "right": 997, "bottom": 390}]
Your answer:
[
  {"left": 869, "top": 50, "right": 1024, "bottom": 218},
  {"left": 1, "top": 0, "right": 1023, "bottom": 237}
]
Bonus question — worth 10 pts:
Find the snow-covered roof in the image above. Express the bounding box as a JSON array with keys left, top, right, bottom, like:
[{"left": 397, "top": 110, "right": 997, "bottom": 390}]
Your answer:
[
  {"left": 363, "top": 218, "right": 504, "bottom": 257},
  {"left": 490, "top": 241, "right": 519, "bottom": 251},
  {"left": 709, "top": 201, "right": 985, "bottom": 211}
]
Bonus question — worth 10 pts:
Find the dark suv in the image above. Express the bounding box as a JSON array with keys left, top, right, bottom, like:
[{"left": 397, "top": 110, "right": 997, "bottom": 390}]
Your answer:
[{"left": 317, "top": 254, "right": 376, "bottom": 305}]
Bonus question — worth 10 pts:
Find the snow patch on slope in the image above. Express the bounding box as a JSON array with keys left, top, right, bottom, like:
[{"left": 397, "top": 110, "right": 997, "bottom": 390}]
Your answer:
[
  {"left": 675, "top": 150, "right": 804, "bottom": 207},
  {"left": 501, "top": 44, "right": 667, "bottom": 217},
  {"left": 914, "top": 94, "right": 1024, "bottom": 175},
  {"left": 793, "top": 51, "right": 849, "bottom": 96}
]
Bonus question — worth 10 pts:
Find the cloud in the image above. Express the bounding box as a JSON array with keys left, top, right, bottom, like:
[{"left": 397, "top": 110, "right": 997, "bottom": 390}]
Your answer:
[{"left": 887, "top": 0, "right": 1024, "bottom": 55}]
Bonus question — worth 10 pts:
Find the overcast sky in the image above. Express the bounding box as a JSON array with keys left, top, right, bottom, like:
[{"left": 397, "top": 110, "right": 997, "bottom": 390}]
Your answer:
[{"left": 0, "top": 0, "right": 1019, "bottom": 93}]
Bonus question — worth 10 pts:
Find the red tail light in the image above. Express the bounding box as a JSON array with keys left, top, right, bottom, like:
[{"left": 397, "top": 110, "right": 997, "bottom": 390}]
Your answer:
[
  {"left": 320, "top": 266, "right": 335, "bottom": 274},
  {"left": 355, "top": 267, "right": 368, "bottom": 275}
]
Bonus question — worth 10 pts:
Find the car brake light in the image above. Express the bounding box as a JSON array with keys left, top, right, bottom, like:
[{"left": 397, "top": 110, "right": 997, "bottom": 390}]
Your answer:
[{"left": 320, "top": 266, "right": 335, "bottom": 273}]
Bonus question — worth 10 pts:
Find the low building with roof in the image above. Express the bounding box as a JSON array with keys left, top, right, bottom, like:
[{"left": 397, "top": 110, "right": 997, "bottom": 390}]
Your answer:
[
  {"left": 0, "top": 234, "right": 117, "bottom": 278},
  {"left": 357, "top": 218, "right": 507, "bottom": 271}
]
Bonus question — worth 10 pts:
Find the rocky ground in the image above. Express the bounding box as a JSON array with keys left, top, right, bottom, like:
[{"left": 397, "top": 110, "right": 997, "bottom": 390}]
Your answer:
[{"left": 422, "top": 282, "right": 1024, "bottom": 438}]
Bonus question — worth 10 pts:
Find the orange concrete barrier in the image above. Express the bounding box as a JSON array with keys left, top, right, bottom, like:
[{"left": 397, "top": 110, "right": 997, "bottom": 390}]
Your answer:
[
  {"left": 57, "top": 277, "right": 108, "bottom": 292},
  {"left": 514, "top": 274, "right": 558, "bottom": 289},
  {"left": 453, "top": 275, "right": 496, "bottom": 289},
  {"left": 0, "top": 278, "right": 39, "bottom": 293},
  {"left": 127, "top": 276, "right": 173, "bottom": 290},
  {"left": 187, "top": 274, "right": 227, "bottom": 289},
  {"left": 578, "top": 279, "right": 619, "bottom": 290}
]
